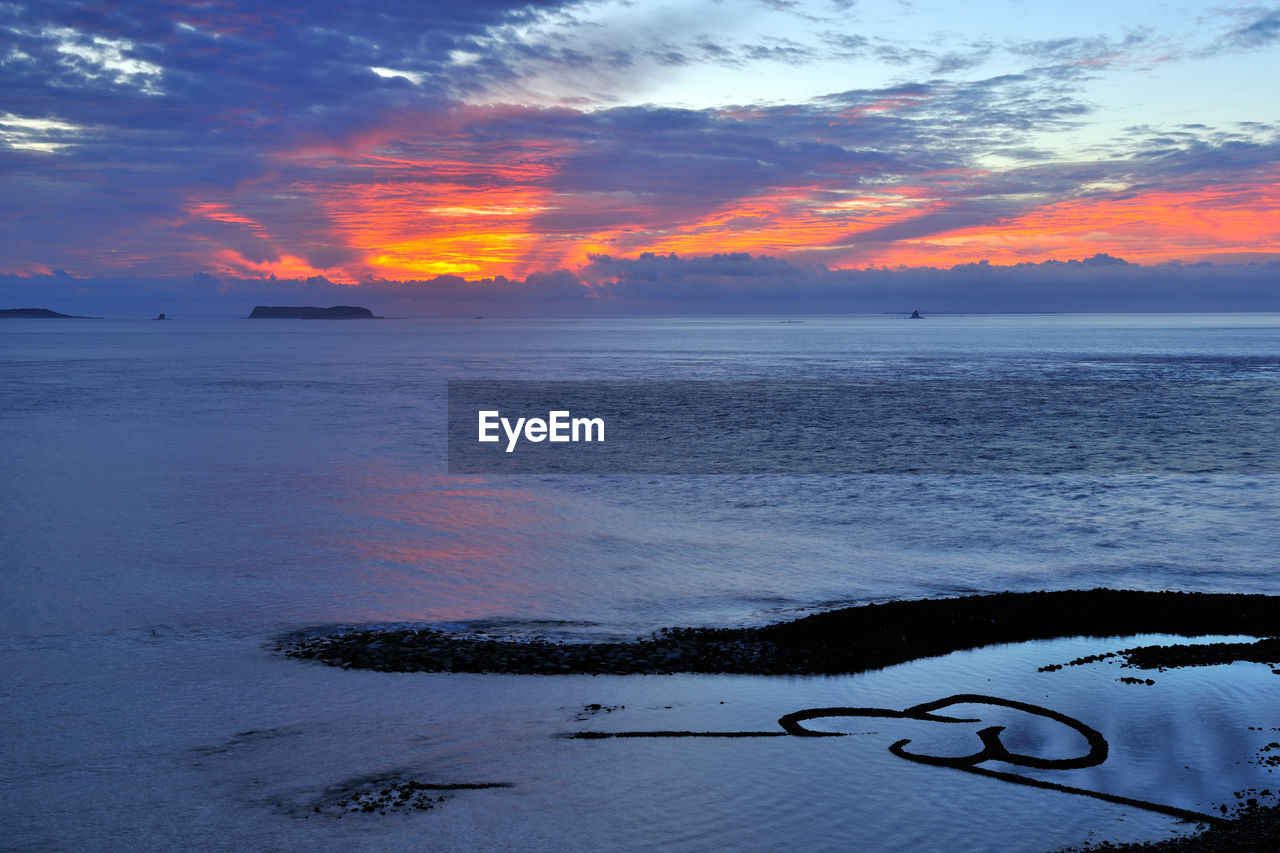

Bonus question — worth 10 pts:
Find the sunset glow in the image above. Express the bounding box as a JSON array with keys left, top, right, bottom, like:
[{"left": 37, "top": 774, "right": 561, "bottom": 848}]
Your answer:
[{"left": 2, "top": 0, "right": 1278, "bottom": 310}]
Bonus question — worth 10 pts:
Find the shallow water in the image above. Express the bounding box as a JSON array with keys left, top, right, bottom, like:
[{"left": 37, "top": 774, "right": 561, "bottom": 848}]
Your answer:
[
  {"left": 2, "top": 314, "right": 1279, "bottom": 849},
  {"left": 4, "top": 632, "right": 1277, "bottom": 851}
]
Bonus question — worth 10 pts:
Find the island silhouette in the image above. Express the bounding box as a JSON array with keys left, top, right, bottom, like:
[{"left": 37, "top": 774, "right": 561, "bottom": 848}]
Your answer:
[
  {"left": 0, "top": 308, "right": 89, "bottom": 318},
  {"left": 248, "top": 305, "right": 379, "bottom": 319}
]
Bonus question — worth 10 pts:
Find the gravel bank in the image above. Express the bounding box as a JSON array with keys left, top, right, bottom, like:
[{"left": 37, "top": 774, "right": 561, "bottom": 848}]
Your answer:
[{"left": 278, "top": 588, "right": 1280, "bottom": 676}]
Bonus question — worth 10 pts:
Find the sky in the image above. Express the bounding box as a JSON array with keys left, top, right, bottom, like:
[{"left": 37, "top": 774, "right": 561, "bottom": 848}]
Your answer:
[{"left": 1, "top": 0, "right": 1278, "bottom": 313}]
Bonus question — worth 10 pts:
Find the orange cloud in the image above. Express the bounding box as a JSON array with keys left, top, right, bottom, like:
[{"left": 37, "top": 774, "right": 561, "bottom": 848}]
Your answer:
[
  {"left": 190, "top": 202, "right": 262, "bottom": 229},
  {"left": 185, "top": 113, "right": 1278, "bottom": 283},
  {"left": 275, "top": 116, "right": 587, "bottom": 279},
  {"left": 316, "top": 177, "right": 557, "bottom": 279},
  {"left": 209, "top": 248, "right": 345, "bottom": 280},
  {"left": 858, "top": 176, "right": 1280, "bottom": 268}
]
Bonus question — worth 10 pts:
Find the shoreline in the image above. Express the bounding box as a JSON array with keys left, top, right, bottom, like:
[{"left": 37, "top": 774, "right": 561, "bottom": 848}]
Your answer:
[
  {"left": 279, "top": 588, "right": 1280, "bottom": 677},
  {"left": 279, "top": 588, "right": 1280, "bottom": 852}
]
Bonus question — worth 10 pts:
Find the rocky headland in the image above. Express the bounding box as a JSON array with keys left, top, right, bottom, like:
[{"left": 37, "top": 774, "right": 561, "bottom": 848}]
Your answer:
[{"left": 0, "top": 308, "right": 88, "bottom": 318}]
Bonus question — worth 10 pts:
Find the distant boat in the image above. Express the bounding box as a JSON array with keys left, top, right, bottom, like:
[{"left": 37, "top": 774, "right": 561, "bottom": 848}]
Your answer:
[{"left": 909, "top": 309, "right": 923, "bottom": 319}]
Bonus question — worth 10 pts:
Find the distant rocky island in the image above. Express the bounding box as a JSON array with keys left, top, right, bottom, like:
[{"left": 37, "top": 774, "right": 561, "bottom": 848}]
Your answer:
[
  {"left": 0, "top": 308, "right": 87, "bottom": 318},
  {"left": 248, "top": 305, "right": 379, "bottom": 319}
]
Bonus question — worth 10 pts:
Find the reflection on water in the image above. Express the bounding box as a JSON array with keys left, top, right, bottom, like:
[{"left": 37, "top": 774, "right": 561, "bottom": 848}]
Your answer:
[
  {"left": 329, "top": 471, "right": 552, "bottom": 621},
  {"left": 5, "top": 631, "right": 1273, "bottom": 852},
  {"left": 555, "top": 634, "right": 1279, "bottom": 848},
  {"left": 3, "top": 317, "right": 1280, "bottom": 639}
]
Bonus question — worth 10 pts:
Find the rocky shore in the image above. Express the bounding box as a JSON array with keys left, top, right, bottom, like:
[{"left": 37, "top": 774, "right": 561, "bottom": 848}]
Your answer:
[
  {"left": 279, "top": 588, "right": 1280, "bottom": 676},
  {"left": 1061, "top": 800, "right": 1280, "bottom": 852},
  {"left": 278, "top": 588, "right": 1280, "bottom": 850}
]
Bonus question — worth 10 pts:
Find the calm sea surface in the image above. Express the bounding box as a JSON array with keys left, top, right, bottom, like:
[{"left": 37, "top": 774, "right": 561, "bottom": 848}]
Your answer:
[{"left": 2, "top": 314, "right": 1279, "bottom": 851}]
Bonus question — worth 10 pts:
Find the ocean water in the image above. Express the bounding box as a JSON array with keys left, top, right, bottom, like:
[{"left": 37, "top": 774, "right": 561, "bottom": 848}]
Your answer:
[{"left": 2, "top": 314, "right": 1279, "bottom": 851}]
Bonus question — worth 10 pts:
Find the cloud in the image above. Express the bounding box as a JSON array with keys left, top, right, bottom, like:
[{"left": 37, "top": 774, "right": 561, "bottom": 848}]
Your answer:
[
  {"left": 1006, "top": 31, "right": 1149, "bottom": 67},
  {"left": 6, "top": 254, "right": 1280, "bottom": 316},
  {"left": 4, "top": 62, "right": 1275, "bottom": 280},
  {"left": 2, "top": 51, "right": 1099, "bottom": 278},
  {"left": 571, "top": 252, "right": 1280, "bottom": 313},
  {"left": 1215, "top": 8, "right": 1280, "bottom": 51},
  {"left": 0, "top": 0, "right": 586, "bottom": 276},
  {"left": 1, "top": 0, "right": 1277, "bottom": 285},
  {"left": 931, "top": 45, "right": 995, "bottom": 75}
]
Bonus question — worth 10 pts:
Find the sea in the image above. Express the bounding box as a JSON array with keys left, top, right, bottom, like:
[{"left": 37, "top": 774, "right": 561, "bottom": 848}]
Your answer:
[{"left": 2, "top": 314, "right": 1279, "bottom": 851}]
